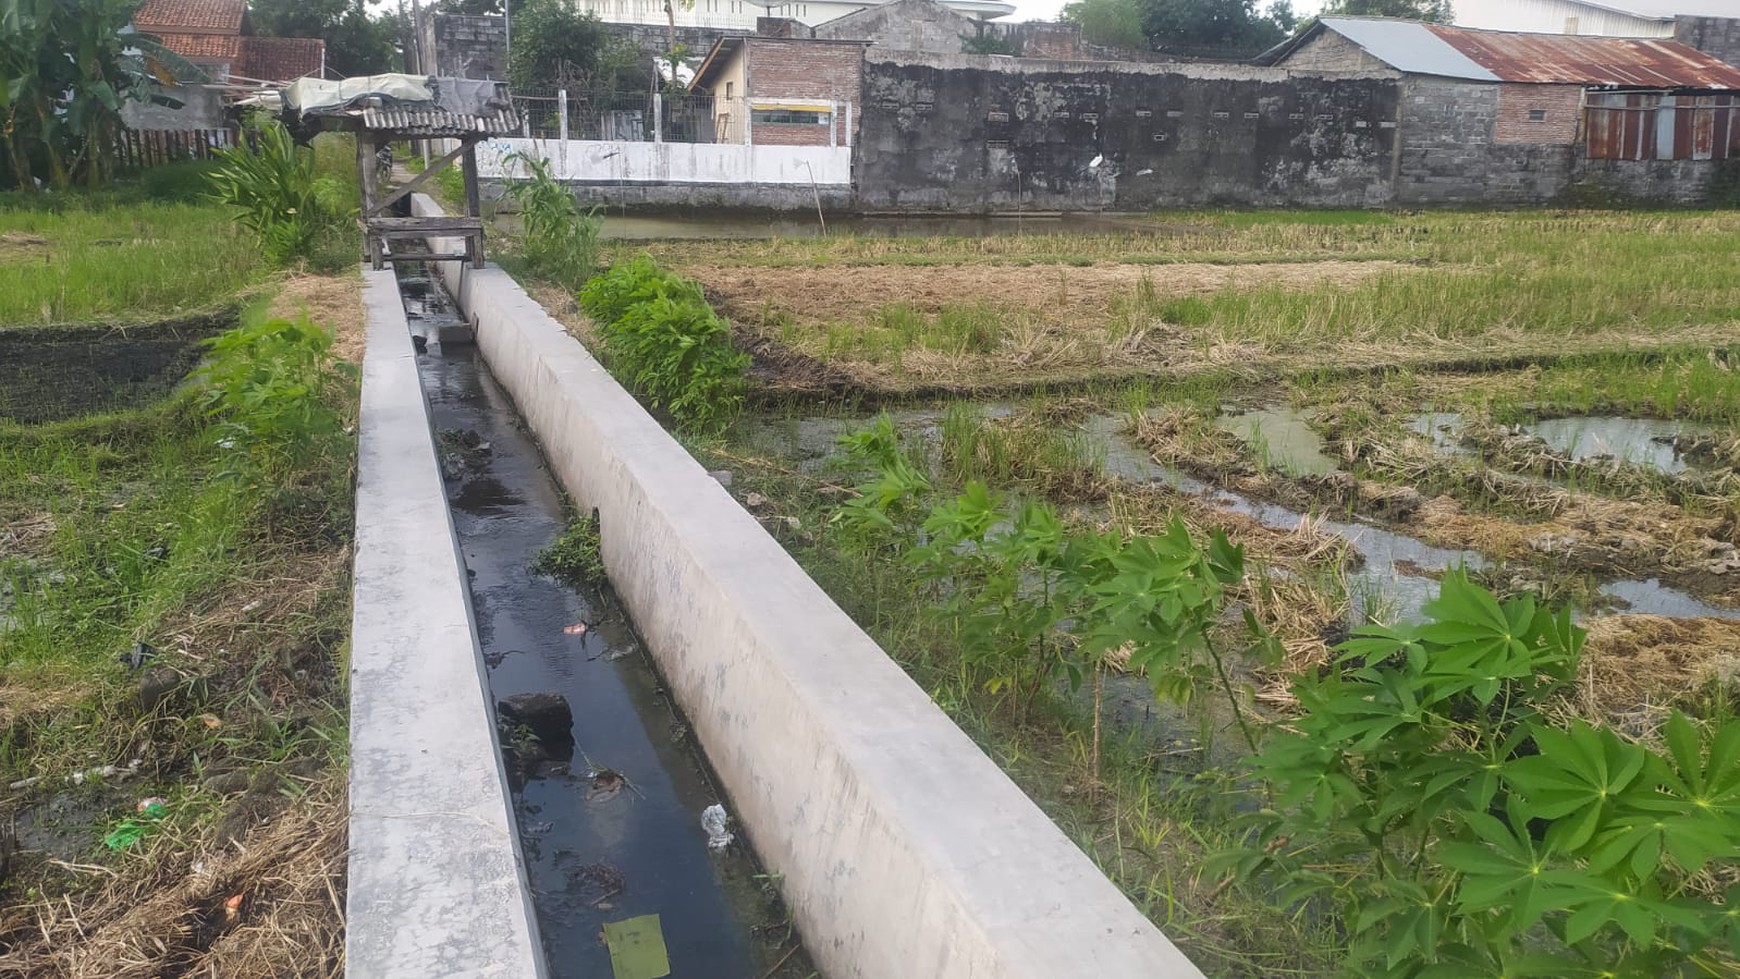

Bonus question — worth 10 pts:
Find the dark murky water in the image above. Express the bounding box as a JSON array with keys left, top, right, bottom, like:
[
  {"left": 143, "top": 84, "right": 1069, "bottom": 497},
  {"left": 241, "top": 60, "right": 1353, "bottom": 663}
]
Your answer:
[{"left": 397, "top": 270, "right": 808, "bottom": 979}]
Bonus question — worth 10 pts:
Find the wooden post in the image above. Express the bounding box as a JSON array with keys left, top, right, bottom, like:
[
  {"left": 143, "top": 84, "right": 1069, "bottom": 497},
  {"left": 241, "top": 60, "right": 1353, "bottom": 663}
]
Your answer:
[
  {"left": 357, "top": 132, "right": 382, "bottom": 268},
  {"left": 462, "top": 139, "right": 483, "bottom": 269}
]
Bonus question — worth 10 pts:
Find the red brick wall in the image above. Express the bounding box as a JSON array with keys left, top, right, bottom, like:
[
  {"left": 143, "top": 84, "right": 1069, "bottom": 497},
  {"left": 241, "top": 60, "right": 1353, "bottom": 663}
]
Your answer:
[
  {"left": 745, "top": 39, "right": 862, "bottom": 146},
  {"left": 1494, "top": 84, "right": 1582, "bottom": 144}
]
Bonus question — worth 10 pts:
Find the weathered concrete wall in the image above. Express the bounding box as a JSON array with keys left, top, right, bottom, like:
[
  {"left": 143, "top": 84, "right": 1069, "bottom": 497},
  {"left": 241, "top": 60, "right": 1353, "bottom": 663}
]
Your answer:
[
  {"left": 413, "top": 192, "right": 1207, "bottom": 979},
  {"left": 856, "top": 52, "right": 1400, "bottom": 211},
  {"left": 1568, "top": 155, "right": 1740, "bottom": 205},
  {"left": 813, "top": 0, "right": 979, "bottom": 55},
  {"left": 347, "top": 268, "right": 546, "bottom": 979},
  {"left": 0, "top": 314, "right": 231, "bottom": 424},
  {"left": 1675, "top": 16, "right": 1740, "bottom": 69},
  {"left": 419, "top": 13, "right": 507, "bottom": 80}
]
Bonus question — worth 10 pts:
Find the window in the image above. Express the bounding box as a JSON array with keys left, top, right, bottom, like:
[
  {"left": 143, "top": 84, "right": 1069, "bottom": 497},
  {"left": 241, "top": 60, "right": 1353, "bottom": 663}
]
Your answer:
[
  {"left": 752, "top": 108, "right": 831, "bottom": 126},
  {"left": 725, "top": 81, "right": 734, "bottom": 99},
  {"left": 1528, "top": 108, "right": 1547, "bottom": 122}
]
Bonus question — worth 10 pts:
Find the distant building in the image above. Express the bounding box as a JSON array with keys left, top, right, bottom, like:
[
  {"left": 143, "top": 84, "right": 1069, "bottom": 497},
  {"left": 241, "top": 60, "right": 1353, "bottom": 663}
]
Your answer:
[
  {"left": 569, "top": 0, "right": 1013, "bottom": 32},
  {"left": 690, "top": 36, "right": 868, "bottom": 144},
  {"left": 1259, "top": 17, "right": 1740, "bottom": 175},
  {"left": 1452, "top": 0, "right": 1728, "bottom": 38},
  {"left": 132, "top": 0, "right": 325, "bottom": 84}
]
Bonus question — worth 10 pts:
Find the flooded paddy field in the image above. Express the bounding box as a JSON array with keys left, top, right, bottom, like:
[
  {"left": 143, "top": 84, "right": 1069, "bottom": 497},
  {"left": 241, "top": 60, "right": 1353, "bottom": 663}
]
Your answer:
[{"left": 510, "top": 207, "right": 1740, "bottom": 974}]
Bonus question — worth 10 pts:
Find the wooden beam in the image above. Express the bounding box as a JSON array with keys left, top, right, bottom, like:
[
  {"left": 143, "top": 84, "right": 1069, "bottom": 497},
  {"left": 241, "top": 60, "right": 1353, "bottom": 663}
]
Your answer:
[
  {"left": 367, "top": 141, "right": 470, "bottom": 216},
  {"left": 461, "top": 143, "right": 483, "bottom": 268}
]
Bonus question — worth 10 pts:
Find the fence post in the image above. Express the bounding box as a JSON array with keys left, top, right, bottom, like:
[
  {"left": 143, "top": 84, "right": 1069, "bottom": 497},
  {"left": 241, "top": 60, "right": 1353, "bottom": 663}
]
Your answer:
[
  {"left": 744, "top": 98, "right": 752, "bottom": 145},
  {"left": 653, "top": 92, "right": 663, "bottom": 144},
  {"left": 829, "top": 100, "right": 838, "bottom": 148},
  {"left": 558, "top": 89, "right": 569, "bottom": 142},
  {"left": 844, "top": 99, "right": 853, "bottom": 148}
]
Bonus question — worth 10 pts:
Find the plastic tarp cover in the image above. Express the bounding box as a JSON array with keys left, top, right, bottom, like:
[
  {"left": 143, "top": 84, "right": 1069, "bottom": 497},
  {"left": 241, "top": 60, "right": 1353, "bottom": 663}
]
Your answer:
[{"left": 286, "top": 74, "right": 435, "bottom": 116}]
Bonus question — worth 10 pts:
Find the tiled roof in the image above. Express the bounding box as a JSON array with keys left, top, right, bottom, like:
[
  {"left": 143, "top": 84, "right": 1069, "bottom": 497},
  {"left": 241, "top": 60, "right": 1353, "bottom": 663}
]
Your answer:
[
  {"left": 133, "top": 0, "right": 246, "bottom": 34},
  {"left": 149, "top": 31, "right": 242, "bottom": 65},
  {"left": 243, "top": 36, "right": 325, "bottom": 82}
]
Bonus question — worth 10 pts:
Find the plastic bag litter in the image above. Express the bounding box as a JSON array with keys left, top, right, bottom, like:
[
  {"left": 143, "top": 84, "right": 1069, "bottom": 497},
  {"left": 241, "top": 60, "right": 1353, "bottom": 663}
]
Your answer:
[{"left": 700, "top": 804, "right": 733, "bottom": 851}]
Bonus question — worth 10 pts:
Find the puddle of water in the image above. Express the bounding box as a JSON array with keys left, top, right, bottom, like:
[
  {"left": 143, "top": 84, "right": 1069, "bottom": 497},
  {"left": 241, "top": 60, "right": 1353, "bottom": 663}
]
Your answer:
[
  {"left": 401, "top": 268, "right": 807, "bottom": 978},
  {"left": 1528, "top": 416, "right": 1720, "bottom": 474},
  {"left": 1598, "top": 578, "right": 1740, "bottom": 621},
  {"left": 1213, "top": 407, "right": 1340, "bottom": 477}
]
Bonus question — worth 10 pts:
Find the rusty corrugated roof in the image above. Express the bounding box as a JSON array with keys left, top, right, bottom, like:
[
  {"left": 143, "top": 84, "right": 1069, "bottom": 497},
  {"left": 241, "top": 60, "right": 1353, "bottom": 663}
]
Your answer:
[{"left": 1427, "top": 24, "right": 1740, "bottom": 89}]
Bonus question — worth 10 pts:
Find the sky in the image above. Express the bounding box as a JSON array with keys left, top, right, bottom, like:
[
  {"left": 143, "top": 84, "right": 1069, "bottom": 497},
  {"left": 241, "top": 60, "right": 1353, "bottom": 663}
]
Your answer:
[{"left": 1008, "top": 0, "right": 1327, "bottom": 22}]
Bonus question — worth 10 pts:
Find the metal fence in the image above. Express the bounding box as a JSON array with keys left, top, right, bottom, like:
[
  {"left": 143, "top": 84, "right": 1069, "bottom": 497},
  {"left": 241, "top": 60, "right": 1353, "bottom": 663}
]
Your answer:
[{"left": 510, "top": 91, "right": 741, "bottom": 144}]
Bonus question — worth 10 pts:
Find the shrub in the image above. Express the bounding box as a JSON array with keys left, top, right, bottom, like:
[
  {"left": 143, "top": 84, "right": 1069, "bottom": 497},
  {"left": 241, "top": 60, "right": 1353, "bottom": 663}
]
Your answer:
[
  {"left": 197, "top": 315, "right": 356, "bottom": 471},
  {"left": 505, "top": 151, "right": 600, "bottom": 290},
  {"left": 578, "top": 257, "right": 748, "bottom": 431},
  {"left": 1218, "top": 571, "right": 1740, "bottom": 975},
  {"left": 205, "top": 119, "right": 349, "bottom": 266}
]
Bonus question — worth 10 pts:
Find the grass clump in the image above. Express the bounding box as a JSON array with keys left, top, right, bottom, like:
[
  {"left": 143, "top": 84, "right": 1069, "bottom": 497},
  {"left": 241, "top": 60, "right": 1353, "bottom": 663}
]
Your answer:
[
  {"left": 534, "top": 511, "right": 606, "bottom": 586},
  {"left": 579, "top": 256, "right": 748, "bottom": 431},
  {"left": 206, "top": 119, "right": 354, "bottom": 270},
  {"left": 505, "top": 152, "right": 601, "bottom": 291}
]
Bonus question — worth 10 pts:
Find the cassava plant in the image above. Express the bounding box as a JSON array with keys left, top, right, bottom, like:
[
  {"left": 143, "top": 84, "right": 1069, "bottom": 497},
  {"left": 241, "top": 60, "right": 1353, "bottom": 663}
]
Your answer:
[
  {"left": 1217, "top": 571, "right": 1740, "bottom": 976},
  {"left": 578, "top": 257, "right": 748, "bottom": 431},
  {"left": 197, "top": 315, "right": 355, "bottom": 473}
]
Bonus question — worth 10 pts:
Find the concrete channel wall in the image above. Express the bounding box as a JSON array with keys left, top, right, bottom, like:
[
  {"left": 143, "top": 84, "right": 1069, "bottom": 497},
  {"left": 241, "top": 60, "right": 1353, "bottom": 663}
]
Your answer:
[
  {"left": 413, "top": 195, "right": 1205, "bottom": 979},
  {"left": 348, "top": 268, "right": 546, "bottom": 979}
]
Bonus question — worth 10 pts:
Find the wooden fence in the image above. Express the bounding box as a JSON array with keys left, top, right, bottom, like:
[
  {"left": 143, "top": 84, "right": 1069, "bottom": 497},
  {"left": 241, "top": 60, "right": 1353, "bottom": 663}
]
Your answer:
[{"left": 114, "top": 127, "right": 237, "bottom": 170}]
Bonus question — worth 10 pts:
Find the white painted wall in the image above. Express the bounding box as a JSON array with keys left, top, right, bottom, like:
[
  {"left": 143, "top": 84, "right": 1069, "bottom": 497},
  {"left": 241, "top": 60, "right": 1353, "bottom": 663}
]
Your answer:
[
  {"left": 1452, "top": 0, "right": 1674, "bottom": 37},
  {"left": 478, "top": 137, "right": 852, "bottom": 185}
]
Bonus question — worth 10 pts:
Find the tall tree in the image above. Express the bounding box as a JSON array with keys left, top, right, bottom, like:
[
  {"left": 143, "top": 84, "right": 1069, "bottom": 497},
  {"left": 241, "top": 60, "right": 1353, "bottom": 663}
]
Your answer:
[
  {"left": 0, "top": 0, "right": 180, "bottom": 190},
  {"left": 506, "top": 0, "right": 606, "bottom": 92},
  {"left": 1140, "top": 0, "right": 1288, "bottom": 57},
  {"left": 1323, "top": 0, "right": 1454, "bottom": 22},
  {"left": 249, "top": 0, "right": 398, "bottom": 76},
  {"left": 1061, "top": 0, "right": 1149, "bottom": 52}
]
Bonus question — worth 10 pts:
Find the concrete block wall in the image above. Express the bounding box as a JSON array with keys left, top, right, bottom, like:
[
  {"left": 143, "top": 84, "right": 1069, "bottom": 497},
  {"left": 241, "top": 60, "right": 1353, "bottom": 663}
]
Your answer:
[
  {"left": 856, "top": 53, "right": 1399, "bottom": 211},
  {"left": 412, "top": 194, "right": 1207, "bottom": 979},
  {"left": 419, "top": 13, "right": 507, "bottom": 80},
  {"left": 1394, "top": 76, "right": 1575, "bottom": 204},
  {"left": 1675, "top": 16, "right": 1740, "bottom": 70}
]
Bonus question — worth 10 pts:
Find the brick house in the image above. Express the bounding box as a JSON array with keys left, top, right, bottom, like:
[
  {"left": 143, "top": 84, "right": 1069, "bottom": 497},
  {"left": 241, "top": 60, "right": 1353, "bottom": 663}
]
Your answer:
[
  {"left": 133, "top": 0, "right": 325, "bottom": 84},
  {"left": 690, "top": 37, "right": 867, "bottom": 146}
]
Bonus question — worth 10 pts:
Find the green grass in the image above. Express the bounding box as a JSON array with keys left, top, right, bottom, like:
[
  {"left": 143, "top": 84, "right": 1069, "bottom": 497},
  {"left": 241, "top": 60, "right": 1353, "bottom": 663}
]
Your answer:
[
  {"left": 815, "top": 302, "right": 1005, "bottom": 363},
  {"left": 0, "top": 202, "right": 266, "bottom": 325}
]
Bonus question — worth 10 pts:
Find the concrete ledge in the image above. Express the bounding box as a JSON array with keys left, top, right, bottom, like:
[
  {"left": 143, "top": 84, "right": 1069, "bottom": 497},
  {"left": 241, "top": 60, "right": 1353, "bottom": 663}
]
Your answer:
[
  {"left": 347, "top": 267, "right": 546, "bottom": 979},
  {"left": 414, "top": 195, "right": 1204, "bottom": 979}
]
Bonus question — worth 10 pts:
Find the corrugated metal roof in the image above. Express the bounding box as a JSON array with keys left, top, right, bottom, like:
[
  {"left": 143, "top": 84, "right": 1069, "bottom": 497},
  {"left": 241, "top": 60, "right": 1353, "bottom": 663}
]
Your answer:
[
  {"left": 1285, "top": 17, "right": 1740, "bottom": 89},
  {"left": 1426, "top": 25, "right": 1740, "bottom": 88},
  {"left": 357, "top": 104, "right": 519, "bottom": 136},
  {"left": 1566, "top": 0, "right": 1738, "bottom": 18},
  {"left": 1317, "top": 17, "right": 1497, "bottom": 81}
]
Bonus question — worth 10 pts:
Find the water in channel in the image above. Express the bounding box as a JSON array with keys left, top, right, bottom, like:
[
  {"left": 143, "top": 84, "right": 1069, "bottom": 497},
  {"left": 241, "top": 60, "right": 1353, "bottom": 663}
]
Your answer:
[{"left": 395, "top": 266, "right": 811, "bottom": 979}]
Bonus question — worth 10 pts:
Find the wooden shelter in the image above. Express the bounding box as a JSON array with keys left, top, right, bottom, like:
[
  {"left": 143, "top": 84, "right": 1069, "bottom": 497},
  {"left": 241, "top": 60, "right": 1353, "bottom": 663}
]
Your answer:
[{"left": 284, "top": 75, "right": 518, "bottom": 269}]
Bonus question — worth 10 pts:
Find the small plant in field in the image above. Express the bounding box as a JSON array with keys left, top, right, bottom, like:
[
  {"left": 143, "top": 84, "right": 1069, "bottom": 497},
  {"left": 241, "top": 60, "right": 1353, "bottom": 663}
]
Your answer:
[
  {"left": 505, "top": 151, "right": 601, "bottom": 291},
  {"left": 205, "top": 118, "right": 348, "bottom": 265},
  {"left": 197, "top": 316, "right": 355, "bottom": 471},
  {"left": 534, "top": 511, "right": 607, "bottom": 586},
  {"left": 1217, "top": 571, "right": 1740, "bottom": 976},
  {"left": 578, "top": 257, "right": 748, "bottom": 431}
]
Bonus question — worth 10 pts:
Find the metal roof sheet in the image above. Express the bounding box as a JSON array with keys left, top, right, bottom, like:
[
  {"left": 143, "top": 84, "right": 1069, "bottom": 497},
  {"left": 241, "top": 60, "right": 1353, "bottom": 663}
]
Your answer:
[
  {"left": 1317, "top": 18, "right": 1498, "bottom": 81},
  {"left": 1425, "top": 24, "right": 1740, "bottom": 88}
]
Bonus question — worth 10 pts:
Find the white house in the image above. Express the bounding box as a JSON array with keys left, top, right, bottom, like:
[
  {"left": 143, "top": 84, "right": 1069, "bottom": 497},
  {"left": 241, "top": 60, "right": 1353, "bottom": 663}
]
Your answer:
[
  {"left": 1453, "top": 0, "right": 1736, "bottom": 38},
  {"left": 570, "top": 0, "right": 1014, "bottom": 31}
]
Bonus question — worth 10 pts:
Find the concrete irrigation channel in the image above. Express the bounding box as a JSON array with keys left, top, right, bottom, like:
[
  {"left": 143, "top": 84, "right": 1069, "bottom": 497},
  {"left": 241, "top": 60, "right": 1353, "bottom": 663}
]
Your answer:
[{"left": 343, "top": 193, "right": 1203, "bottom": 979}]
